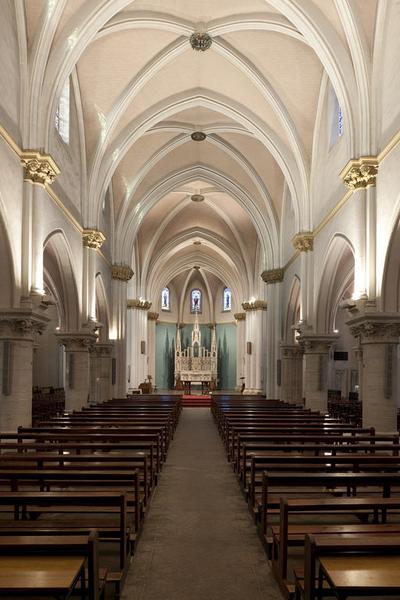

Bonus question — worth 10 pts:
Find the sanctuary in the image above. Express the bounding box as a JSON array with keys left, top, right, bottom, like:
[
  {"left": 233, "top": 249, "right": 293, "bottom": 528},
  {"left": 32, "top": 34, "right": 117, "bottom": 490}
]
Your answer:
[{"left": 175, "top": 314, "right": 218, "bottom": 388}]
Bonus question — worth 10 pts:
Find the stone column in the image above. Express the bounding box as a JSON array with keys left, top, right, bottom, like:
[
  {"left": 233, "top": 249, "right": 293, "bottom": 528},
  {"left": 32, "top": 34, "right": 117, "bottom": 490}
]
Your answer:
[
  {"left": 298, "top": 332, "right": 338, "bottom": 412},
  {"left": 234, "top": 313, "right": 246, "bottom": 391},
  {"left": 90, "top": 342, "right": 114, "bottom": 405},
  {"left": 292, "top": 233, "right": 314, "bottom": 324},
  {"left": 280, "top": 344, "right": 303, "bottom": 404},
  {"left": 262, "top": 268, "right": 284, "bottom": 398},
  {"left": 127, "top": 298, "right": 152, "bottom": 389},
  {"left": 147, "top": 312, "right": 159, "bottom": 384},
  {"left": 340, "top": 156, "right": 378, "bottom": 301},
  {"left": 82, "top": 229, "right": 106, "bottom": 323},
  {"left": 20, "top": 151, "right": 60, "bottom": 296},
  {"left": 111, "top": 264, "right": 134, "bottom": 397},
  {"left": 0, "top": 308, "right": 49, "bottom": 430},
  {"left": 243, "top": 300, "right": 267, "bottom": 394},
  {"left": 347, "top": 312, "right": 400, "bottom": 432},
  {"left": 56, "top": 332, "right": 97, "bottom": 412}
]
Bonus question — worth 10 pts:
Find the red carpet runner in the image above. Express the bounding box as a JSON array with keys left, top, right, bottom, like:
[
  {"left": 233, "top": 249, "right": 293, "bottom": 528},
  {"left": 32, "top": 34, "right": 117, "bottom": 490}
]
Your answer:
[{"left": 181, "top": 395, "right": 212, "bottom": 407}]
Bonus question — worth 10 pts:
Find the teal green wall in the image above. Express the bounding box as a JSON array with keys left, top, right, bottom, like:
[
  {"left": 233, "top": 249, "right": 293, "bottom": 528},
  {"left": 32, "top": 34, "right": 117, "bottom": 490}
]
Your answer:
[
  {"left": 216, "top": 324, "right": 236, "bottom": 389},
  {"left": 156, "top": 322, "right": 237, "bottom": 390},
  {"left": 155, "top": 323, "right": 176, "bottom": 389}
]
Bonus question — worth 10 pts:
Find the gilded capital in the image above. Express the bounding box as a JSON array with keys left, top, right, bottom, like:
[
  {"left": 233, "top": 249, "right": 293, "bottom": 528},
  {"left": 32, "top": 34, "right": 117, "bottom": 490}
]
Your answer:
[
  {"left": 234, "top": 312, "right": 246, "bottom": 321},
  {"left": 112, "top": 264, "right": 134, "bottom": 282},
  {"left": 148, "top": 312, "right": 159, "bottom": 321},
  {"left": 261, "top": 268, "right": 284, "bottom": 284},
  {"left": 127, "top": 298, "right": 152, "bottom": 311},
  {"left": 21, "top": 150, "right": 60, "bottom": 185},
  {"left": 83, "top": 229, "right": 106, "bottom": 250},
  {"left": 293, "top": 232, "right": 314, "bottom": 252},
  {"left": 340, "top": 156, "right": 379, "bottom": 190},
  {"left": 242, "top": 300, "right": 267, "bottom": 311}
]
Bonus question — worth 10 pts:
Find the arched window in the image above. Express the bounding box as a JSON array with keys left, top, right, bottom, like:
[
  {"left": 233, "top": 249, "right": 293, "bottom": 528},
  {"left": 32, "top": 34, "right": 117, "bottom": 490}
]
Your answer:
[
  {"left": 55, "top": 78, "right": 70, "bottom": 144},
  {"left": 330, "top": 87, "right": 344, "bottom": 146},
  {"left": 161, "top": 287, "right": 170, "bottom": 311},
  {"left": 191, "top": 289, "right": 202, "bottom": 313},
  {"left": 223, "top": 287, "right": 232, "bottom": 311}
]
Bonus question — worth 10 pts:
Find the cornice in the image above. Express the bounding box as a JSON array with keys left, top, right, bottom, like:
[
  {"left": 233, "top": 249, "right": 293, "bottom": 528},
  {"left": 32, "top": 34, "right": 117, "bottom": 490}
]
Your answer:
[
  {"left": 127, "top": 298, "right": 152, "bottom": 311},
  {"left": 292, "top": 232, "right": 314, "bottom": 252},
  {"left": 112, "top": 264, "right": 134, "bottom": 282},
  {"left": 242, "top": 300, "right": 267, "bottom": 311},
  {"left": 340, "top": 156, "right": 379, "bottom": 190},
  {"left": 261, "top": 268, "right": 284, "bottom": 284},
  {"left": 21, "top": 150, "right": 60, "bottom": 185},
  {"left": 82, "top": 229, "right": 106, "bottom": 250}
]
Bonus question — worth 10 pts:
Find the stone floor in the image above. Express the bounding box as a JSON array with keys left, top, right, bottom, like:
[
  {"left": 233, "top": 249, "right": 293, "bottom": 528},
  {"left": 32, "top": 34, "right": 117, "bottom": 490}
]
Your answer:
[{"left": 121, "top": 407, "right": 283, "bottom": 600}]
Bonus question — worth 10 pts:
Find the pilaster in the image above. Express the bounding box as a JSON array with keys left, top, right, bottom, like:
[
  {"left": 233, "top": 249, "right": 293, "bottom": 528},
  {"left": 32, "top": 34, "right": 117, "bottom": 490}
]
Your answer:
[
  {"left": 90, "top": 342, "right": 114, "bottom": 405},
  {"left": 242, "top": 300, "right": 267, "bottom": 394},
  {"left": 147, "top": 312, "right": 159, "bottom": 384},
  {"left": 292, "top": 233, "right": 314, "bottom": 324},
  {"left": 280, "top": 344, "right": 303, "bottom": 405},
  {"left": 55, "top": 331, "right": 97, "bottom": 412},
  {"left": 298, "top": 331, "right": 338, "bottom": 412},
  {"left": 347, "top": 311, "right": 400, "bottom": 432},
  {"left": 234, "top": 313, "right": 246, "bottom": 390},
  {"left": 0, "top": 308, "right": 49, "bottom": 430},
  {"left": 127, "top": 298, "right": 152, "bottom": 389},
  {"left": 111, "top": 264, "right": 134, "bottom": 397},
  {"left": 82, "top": 229, "right": 106, "bottom": 323}
]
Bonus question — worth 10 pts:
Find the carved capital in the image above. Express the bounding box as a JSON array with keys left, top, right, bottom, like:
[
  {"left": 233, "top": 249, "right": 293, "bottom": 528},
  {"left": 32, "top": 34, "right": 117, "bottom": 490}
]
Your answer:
[
  {"left": 281, "top": 344, "right": 303, "bottom": 359},
  {"left": 261, "top": 268, "right": 284, "bottom": 284},
  {"left": 297, "top": 333, "right": 338, "bottom": 354},
  {"left": 242, "top": 300, "right": 267, "bottom": 311},
  {"left": 293, "top": 232, "right": 314, "bottom": 252},
  {"left": 148, "top": 312, "right": 159, "bottom": 321},
  {"left": 340, "top": 156, "right": 379, "bottom": 190},
  {"left": 112, "top": 264, "right": 134, "bottom": 282},
  {"left": 347, "top": 313, "right": 400, "bottom": 343},
  {"left": 21, "top": 150, "right": 60, "bottom": 185},
  {"left": 0, "top": 309, "right": 49, "bottom": 340},
  {"left": 82, "top": 229, "right": 106, "bottom": 250},
  {"left": 127, "top": 298, "right": 152, "bottom": 311},
  {"left": 55, "top": 331, "right": 98, "bottom": 352},
  {"left": 234, "top": 312, "right": 246, "bottom": 321}
]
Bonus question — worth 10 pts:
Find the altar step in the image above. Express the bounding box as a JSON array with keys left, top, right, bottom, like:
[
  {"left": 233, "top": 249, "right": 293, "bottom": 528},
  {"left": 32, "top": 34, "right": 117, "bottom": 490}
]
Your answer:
[{"left": 181, "top": 395, "right": 212, "bottom": 407}]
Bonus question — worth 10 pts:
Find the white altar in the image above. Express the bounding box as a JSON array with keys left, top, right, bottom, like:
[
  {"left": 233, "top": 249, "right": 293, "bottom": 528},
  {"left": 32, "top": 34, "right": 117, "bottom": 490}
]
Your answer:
[{"left": 175, "top": 314, "right": 217, "bottom": 385}]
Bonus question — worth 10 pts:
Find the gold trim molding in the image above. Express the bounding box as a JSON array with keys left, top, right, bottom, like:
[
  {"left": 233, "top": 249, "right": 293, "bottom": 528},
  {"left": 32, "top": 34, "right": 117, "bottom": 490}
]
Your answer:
[
  {"left": 112, "top": 264, "right": 134, "bottom": 282},
  {"left": 148, "top": 312, "right": 159, "bottom": 321},
  {"left": 234, "top": 312, "right": 246, "bottom": 321},
  {"left": 21, "top": 150, "right": 60, "bottom": 185},
  {"left": 292, "top": 232, "right": 314, "bottom": 252},
  {"left": 340, "top": 156, "right": 379, "bottom": 190},
  {"left": 83, "top": 229, "right": 106, "bottom": 250},
  {"left": 242, "top": 300, "right": 267, "bottom": 311},
  {"left": 127, "top": 298, "right": 152, "bottom": 311},
  {"left": 261, "top": 268, "right": 284, "bottom": 284}
]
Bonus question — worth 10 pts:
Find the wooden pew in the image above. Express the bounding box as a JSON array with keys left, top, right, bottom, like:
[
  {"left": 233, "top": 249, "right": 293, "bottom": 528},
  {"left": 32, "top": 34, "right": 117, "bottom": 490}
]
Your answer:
[
  {"left": 297, "top": 534, "right": 400, "bottom": 600},
  {"left": 0, "top": 531, "right": 103, "bottom": 600}
]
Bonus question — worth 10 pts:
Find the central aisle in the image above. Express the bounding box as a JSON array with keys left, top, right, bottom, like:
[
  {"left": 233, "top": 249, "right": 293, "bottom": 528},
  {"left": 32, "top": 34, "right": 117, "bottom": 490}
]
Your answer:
[{"left": 122, "top": 408, "right": 282, "bottom": 600}]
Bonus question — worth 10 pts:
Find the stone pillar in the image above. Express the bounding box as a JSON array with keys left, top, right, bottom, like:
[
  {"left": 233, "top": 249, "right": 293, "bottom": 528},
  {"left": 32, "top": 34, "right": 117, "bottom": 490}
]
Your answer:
[
  {"left": 340, "top": 156, "right": 378, "bottom": 300},
  {"left": 280, "top": 344, "right": 303, "bottom": 404},
  {"left": 242, "top": 300, "right": 267, "bottom": 394},
  {"left": 262, "top": 268, "right": 284, "bottom": 398},
  {"left": 20, "top": 151, "right": 60, "bottom": 296},
  {"left": 56, "top": 332, "right": 97, "bottom": 412},
  {"left": 127, "top": 298, "right": 152, "bottom": 389},
  {"left": 90, "top": 342, "right": 114, "bottom": 405},
  {"left": 147, "top": 312, "right": 159, "bottom": 384},
  {"left": 298, "top": 332, "right": 338, "bottom": 412},
  {"left": 234, "top": 313, "right": 246, "bottom": 391},
  {"left": 347, "top": 312, "right": 400, "bottom": 432},
  {"left": 111, "top": 264, "right": 134, "bottom": 397},
  {"left": 82, "top": 229, "right": 106, "bottom": 323},
  {"left": 0, "top": 308, "right": 49, "bottom": 430},
  {"left": 293, "top": 233, "right": 314, "bottom": 324}
]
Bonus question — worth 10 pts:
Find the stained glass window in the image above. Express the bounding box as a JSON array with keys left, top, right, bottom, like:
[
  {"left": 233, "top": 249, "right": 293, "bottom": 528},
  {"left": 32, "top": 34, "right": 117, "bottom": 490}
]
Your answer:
[
  {"left": 330, "top": 88, "right": 344, "bottom": 146},
  {"left": 55, "top": 78, "right": 70, "bottom": 144},
  {"left": 223, "top": 287, "right": 232, "bottom": 311},
  {"left": 161, "top": 287, "right": 170, "bottom": 311},
  {"left": 191, "top": 289, "right": 201, "bottom": 313}
]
